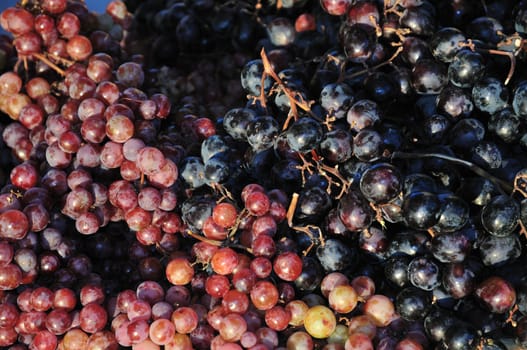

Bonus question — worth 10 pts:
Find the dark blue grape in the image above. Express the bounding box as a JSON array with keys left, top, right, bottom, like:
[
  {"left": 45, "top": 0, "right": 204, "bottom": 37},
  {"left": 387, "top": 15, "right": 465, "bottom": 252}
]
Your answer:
[
  {"left": 429, "top": 27, "right": 467, "bottom": 63},
  {"left": 481, "top": 195, "right": 519, "bottom": 237},
  {"left": 466, "top": 16, "right": 505, "bottom": 45},
  {"left": 442, "top": 325, "right": 479, "bottom": 350},
  {"left": 381, "top": 196, "right": 404, "bottom": 224},
  {"left": 181, "top": 195, "right": 215, "bottom": 231},
  {"left": 271, "top": 159, "right": 302, "bottom": 191},
  {"left": 201, "top": 135, "right": 229, "bottom": 163},
  {"left": 471, "top": 141, "right": 502, "bottom": 169},
  {"left": 402, "top": 191, "right": 440, "bottom": 230},
  {"left": 448, "top": 49, "right": 486, "bottom": 88},
  {"left": 433, "top": 194, "right": 469, "bottom": 233},
  {"left": 513, "top": 80, "right": 527, "bottom": 118},
  {"left": 346, "top": 99, "right": 381, "bottom": 133},
  {"left": 359, "top": 225, "right": 388, "bottom": 258},
  {"left": 411, "top": 59, "right": 448, "bottom": 94},
  {"left": 353, "top": 128, "right": 383, "bottom": 162},
  {"left": 408, "top": 255, "right": 441, "bottom": 291},
  {"left": 278, "top": 69, "right": 306, "bottom": 89},
  {"left": 436, "top": 85, "right": 473, "bottom": 119},
  {"left": 387, "top": 230, "right": 430, "bottom": 257},
  {"left": 431, "top": 230, "right": 471, "bottom": 263},
  {"left": 340, "top": 160, "right": 370, "bottom": 185},
  {"left": 402, "top": 36, "right": 433, "bottom": 66},
  {"left": 379, "top": 122, "right": 403, "bottom": 152},
  {"left": 517, "top": 316, "right": 527, "bottom": 348},
  {"left": 384, "top": 255, "right": 411, "bottom": 288},
  {"left": 324, "top": 208, "right": 348, "bottom": 236},
  {"left": 458, "top": 177, "right": 497, "bottom": 206},
  {"left": 294, "top": 256, "right": 324, "bottom": 292},
  {"left": 316, "top": 238, "right": 358, "bottom": 272},
  {"left": 516, "top": 7, "right": 527, "bottom": 33},
  {"left": 222, "top": 108, "right": 257, "bottom": 141},
  {"left": 424, "top": 307, "right": 460, "bottom": 343},
  {"left": 420, "top": 114, "right": 452, "bottom": 144},
  {"left": 266, "top": 17, "right": 295, "bottom": 47},
  {"left": 176, "top": 15, "right": 201, "bottom": 52},
  {"left": 180, "top": 156, "right": 206, "bottom": 188},
  {"left": 399, "top": 4, "right": 436, "bottom": 36},
  {"left": 273, "top": 84, "right": 307, "bottom": 113},
  {"left": 448, "top": 118, "right": 486, "bottom": 153},
  {"left": 517, "top": 283, "right": 527, "bottom": 316},
  {"left": 478, "top": 233, "right": 521, "bottom": 266},
  {"left": 339, "top": 22, "right": 377, "bottom": 63},
  {"left": 472, "top": 77, "right": 509, "bottom": 114},
  {"left": 320, "top": 82, "right": 354, "bottom": 120},
  {"left": 396, "top": 287, "right": 432, "bottom": 321},
  {"left": 364, "top": 72, "right": 399, "bottom": 103},
  {"left": 488, "top": 108, "right": 522, "bottom": 143},
  {"left": 359, "top": 163, "right": 402, "bottom": 204},
  {"left": 204, "top": 153, "right": 230, "bottom": 184},
  {"left": 337, "top": 190, "right": 373, "bottom": 232},
  {"left": 246, "top": 116, "right": 280, "bottom": 152},
  {"left": 295, "top": 186, "right": 332, "bottom": 223},
  {"left": 240, "top": 59, "right": 273, "bottom": 96},
  {"left": 403, "top": 173, "right": 438, "bottom": 196},
  {"left": 442, "top": 261, "right": 478, "bottom": 299},
  {"left": 319, "top": 129, "right": 353, "bottom": 163},
  {"left": 285, "top": 117, "right": 323, "bottom": 153}
]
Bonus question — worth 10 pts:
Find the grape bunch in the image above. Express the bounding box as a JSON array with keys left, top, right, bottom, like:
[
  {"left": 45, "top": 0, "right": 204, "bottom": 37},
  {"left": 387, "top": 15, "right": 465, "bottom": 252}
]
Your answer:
[{"left": 1, "top": 0, "right": 527, "bottom": 349}]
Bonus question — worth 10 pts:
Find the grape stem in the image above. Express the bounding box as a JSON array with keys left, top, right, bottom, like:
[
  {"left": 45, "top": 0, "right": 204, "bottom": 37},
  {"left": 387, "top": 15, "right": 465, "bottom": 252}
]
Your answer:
[
  {"left": 391, "top": 151, "right": 513, "bottom": 194},
  {"left": 32, "top": 53, "right": 66, "bottom": 76},
  {"left": 258, "top": 48, "right": 318, "bottom": 130},
  {"left": 184, "top": 229, "right": 222, "bottom": 246},
  {"left": 340, "top": 45, "right": 404, "bottom": 82},
  {"left": 286, "top": 192, "right": 325, "bottom": 255},
  {"left": 458, "top": 39, "right": 516, "bottom": 85}
]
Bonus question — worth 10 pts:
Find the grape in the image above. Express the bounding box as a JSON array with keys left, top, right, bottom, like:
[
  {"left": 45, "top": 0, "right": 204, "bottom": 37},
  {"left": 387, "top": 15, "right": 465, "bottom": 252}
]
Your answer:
[
  {"left": 481, "top": 195, "right": 519, "bottom": 237},
  {"left": 240, "top": 60, "right": 273, "bottom": 97},
  {"left": 402, "top": 192, "right": 440, "bottom": 230},
  {"left": 320, "top": 129, "right": 353, "bottom": 163},
  {"left": 136, "top": 146, "right": 166, "bottom": 176},
  {"left": 321, "top": 82, "right": 354, "bottom": 120},
  {"left": 285, "top": 117, "right": 323, "bottom": 153},
  {"left": 474, "top": 276, "right": 516, "bottom": 314},
  {"left": 303, "top": 305, "right": 336, "bottom": 339},
  {"left": 362, "top": 295, "right": 395, "bottom": 327},
  {"left": 116, "top": 62, "right": 144, "bottom": 88},
  {"left": 360, "top": 163, "right": 402, "bottom": 204},
  {"left": 395, "top": 287, "right": 432, "bottom": 321},
  {"left": 408, "top": 256, "right": 441, "bottom": 291},
  {"left": 328, "top": 284, "right": 358, "bottom": 314},
  {"left": 316, "top": 238, "right": 358, "bottom": 272},
  {"left": 338, "top": 191, "right": 373, "bottom": 232},
  {"left": 246, "top": 116, "right": 280, "bottom": 152},
  {"left": 264, "top": 305, "right": 291, "bottom": 331},
  {"left": 105, "top": 114, "right": 135, "bottom": 143},
  {"left": 165, "top": 257, "right": 194, "bottom": 286},
  {"left": 345, "top": 333, "right": 374, "bottom": 350},
  {"left": 442, "top": 261, "right": 479, "bottom": 299},
  {"left": 250, "top": 280, "right": 279, "bottom": 311},
  {"left": 222, "top": 108, "right": 257, "bottom": 141},
  {"left": 273, "top": 252, "right": 302, "bottom": 281},
  {"left": 411, "top": 59, "right": 448, "bottom": 94},
  {"left": 339, "top": 23, "right": 377, "bottom": 63}
]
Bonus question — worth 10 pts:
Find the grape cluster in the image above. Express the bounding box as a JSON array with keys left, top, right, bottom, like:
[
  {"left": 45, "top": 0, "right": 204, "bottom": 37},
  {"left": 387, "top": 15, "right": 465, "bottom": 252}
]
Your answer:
[{"left": 1, "top": 0, "right": 527, "bottom": 349}]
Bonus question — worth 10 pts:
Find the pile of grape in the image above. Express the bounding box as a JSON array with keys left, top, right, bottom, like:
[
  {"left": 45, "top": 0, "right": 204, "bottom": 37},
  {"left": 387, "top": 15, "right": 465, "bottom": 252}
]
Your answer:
[{"left": 2, "top": 0, "right": 527, "bottom": 349}]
